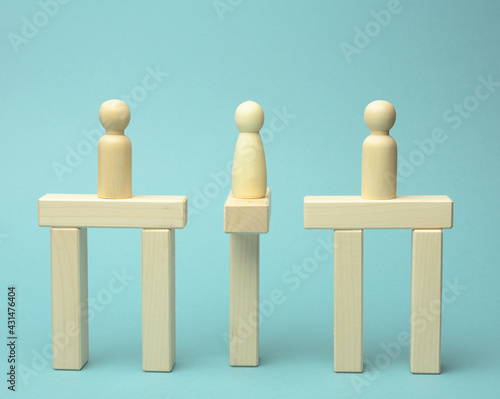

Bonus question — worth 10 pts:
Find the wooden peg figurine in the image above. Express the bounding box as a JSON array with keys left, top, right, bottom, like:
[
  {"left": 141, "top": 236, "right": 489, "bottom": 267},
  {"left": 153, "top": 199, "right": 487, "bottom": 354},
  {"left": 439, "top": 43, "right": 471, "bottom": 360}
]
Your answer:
[
  {"left": 361, "top": 100, "right": 397, "bottom": 200},
  {"left": 98, "top": 99, "right": 132, "bottom": 199},
  {"left": 232, "top": 101, "right": 267, "bottom": 199}
]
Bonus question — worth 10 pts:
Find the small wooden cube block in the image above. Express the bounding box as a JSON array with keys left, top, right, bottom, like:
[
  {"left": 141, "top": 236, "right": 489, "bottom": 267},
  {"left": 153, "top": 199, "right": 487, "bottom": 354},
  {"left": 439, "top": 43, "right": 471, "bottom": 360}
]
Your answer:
[{"left": 224, "top": 188, "right": 271, "bottom": 233}]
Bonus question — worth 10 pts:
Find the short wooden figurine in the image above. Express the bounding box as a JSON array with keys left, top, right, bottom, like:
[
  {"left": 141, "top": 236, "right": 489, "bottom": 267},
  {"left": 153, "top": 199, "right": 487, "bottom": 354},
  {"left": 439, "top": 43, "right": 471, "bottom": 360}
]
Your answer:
[{"left": 98, "top": 100, "right": 132, "bottom": 199}]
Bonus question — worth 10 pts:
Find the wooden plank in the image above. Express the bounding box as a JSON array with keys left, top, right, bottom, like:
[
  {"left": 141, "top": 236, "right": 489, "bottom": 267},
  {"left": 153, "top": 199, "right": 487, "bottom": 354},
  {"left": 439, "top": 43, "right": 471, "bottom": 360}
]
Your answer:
[
  {"left": 229, "top": 233, "right": 259, "bottom": 366},
  {"left": 334, "top": 230, "right": 363, "bottom": 372},
  {"left": 50, "top": 228, "right": 89, "bottom": 370},
  {"left": 38, "top": 194, "right": 187, "bottom": 229},
  {"left": 410, "top": 229, "right": 443, "bottom": 374},
  {"left": 224, "top": 189, "right": 271, "bottom": 233},
  {"left": 304, "top": 195, "right": 453, "bottom": 229},
  {"left": 142, "top": 229, "right": 176, "bottom": 372}
]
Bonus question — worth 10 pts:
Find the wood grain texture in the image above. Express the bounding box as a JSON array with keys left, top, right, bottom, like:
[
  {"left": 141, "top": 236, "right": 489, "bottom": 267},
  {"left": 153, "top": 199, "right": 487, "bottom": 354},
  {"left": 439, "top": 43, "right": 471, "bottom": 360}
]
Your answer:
[
  {"left": 334, "top": 230, "right": 363, "bottom": 372},
  {"left": 224, "top": 189, "right": 271, "bottom": 233},
  {"left": 39, "top": 194, "right": 187, "bottom": 229},
  {"left": 142, "top": 229, "right": 175, "bottom": 372},
  {"left": 304, "top": 195, "right": 453, "bottom": 229},
  {"left": 410, "top": 229, "right": 443, "bottom": 374},
  {"left": 229, "top": 233, "right": 259, "bottom": 366},
  {"left": 50, "top": 228, "right": 89, "bottom": 370}
]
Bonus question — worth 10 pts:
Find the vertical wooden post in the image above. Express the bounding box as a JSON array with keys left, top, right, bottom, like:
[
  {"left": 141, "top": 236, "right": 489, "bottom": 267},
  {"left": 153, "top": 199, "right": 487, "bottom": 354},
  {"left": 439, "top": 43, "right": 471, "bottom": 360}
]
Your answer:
[
  {"left": 50, "top": 227, "right": 89, "bottom": 370},
  {"left": 142, "top": 229, "right": 175, "bottom": 372},
  {"left": 229, "top": 233, "right": 259, "bottom": 366},
  {"left": 334, "top": 229, "right": 363, "bottom": 372},
  {"left": 410, "top": 229, "right": 443, "bottom": 374}
]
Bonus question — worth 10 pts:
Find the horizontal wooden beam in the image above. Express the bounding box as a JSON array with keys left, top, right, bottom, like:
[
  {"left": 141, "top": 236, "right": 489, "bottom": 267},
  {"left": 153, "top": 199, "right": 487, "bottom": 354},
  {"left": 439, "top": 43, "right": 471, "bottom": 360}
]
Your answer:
[
  {"left": 304, "top": 195, "right": 452, "bottom": 229},
  {"left": 224, "top": 189, "right": 271, "bottom": 233},
  {"left": 39, "top": 194, "right": 187, "bottom": 229}
]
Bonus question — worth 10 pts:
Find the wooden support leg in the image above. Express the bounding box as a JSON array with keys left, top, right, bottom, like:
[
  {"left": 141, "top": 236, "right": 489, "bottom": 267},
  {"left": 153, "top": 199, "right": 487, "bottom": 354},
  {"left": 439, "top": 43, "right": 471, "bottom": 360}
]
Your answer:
[
  {"left": 142, "top": 229, "right": 175, "bottom": 372},
  {"left": 229, "top": 233, "right": 259, "bottom": 366},
  {"left": 50, "top": 227, "right": 89, "bottom": 370},
  {"left": 410, "top": 229, "right": 443, "bottom": 374},
  {"left": 334, "top": 229, "right": 363, "bottom": 372}
]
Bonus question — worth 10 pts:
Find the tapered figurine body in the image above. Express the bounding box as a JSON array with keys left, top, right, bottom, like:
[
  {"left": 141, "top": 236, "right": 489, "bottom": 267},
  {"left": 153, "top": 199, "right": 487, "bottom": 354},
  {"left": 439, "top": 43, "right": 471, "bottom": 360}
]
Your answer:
[
  {"left": 98, "top": 99, "right": 132, "bottom": 199},
  {"left": 361, "top": 100, "right": 397, "bottom": 200},
  {"left": 232, "top": 101, "right": 267, "bottom": 199}
]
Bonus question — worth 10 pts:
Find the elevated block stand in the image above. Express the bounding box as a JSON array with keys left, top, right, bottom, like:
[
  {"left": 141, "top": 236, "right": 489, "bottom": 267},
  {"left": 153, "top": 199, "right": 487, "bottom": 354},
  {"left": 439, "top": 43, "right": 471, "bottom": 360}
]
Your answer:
[
  {"left": 304, "top": 100, "right": 454, "bottom": 374},
  {"left": 224, "top": 188, "right": 271, "bottom": 366},
  {"left": 38, "top": 99, "right": 189, "bottom": 372},
  {"left": 304, "top": 195, "right": 453, "bottom": 373},
  {"left": 39, "top": 194, "right": 187, "bottom": 372}
]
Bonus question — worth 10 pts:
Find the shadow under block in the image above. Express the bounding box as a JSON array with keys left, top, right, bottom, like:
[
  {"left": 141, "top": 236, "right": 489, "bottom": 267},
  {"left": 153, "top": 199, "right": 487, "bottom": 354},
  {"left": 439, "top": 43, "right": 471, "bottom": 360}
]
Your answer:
[
  {"left": 224, "top": 188, "right": 271, "bottom": 233},
  {"left": 50, "top": 228, "right": 89, "bottom": 370},
  {"left": 142, "top": 229, "right": 175, "bottom": 372},
  {"left": 304, "top": 196, "right": 453, "bottom": 229},
  {"left": 410, "top": 229, "right": 443, "bottom": 374},
  {"left": 39, "top": 194, "right": 187, "bottom": 229},
  {"left": 229, "top": 233, "right": 259, "bottom": 366},
  {"left": 334, "top": 230, "right": 363, "bottom": 372}
]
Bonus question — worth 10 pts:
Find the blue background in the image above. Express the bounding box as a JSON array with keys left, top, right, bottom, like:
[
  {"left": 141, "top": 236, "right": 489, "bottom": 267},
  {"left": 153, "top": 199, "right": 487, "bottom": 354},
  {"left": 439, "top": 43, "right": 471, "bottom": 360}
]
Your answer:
[{"left": 1, "top": 0, "right": 499, "bottom": 397}]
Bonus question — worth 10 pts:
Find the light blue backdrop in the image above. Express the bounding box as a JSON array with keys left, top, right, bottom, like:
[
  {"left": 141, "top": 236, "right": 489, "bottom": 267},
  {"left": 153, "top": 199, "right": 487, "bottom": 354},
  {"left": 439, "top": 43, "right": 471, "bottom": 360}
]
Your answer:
[{"left": 1, "top": 0, "right": 499, "bottom": 398}]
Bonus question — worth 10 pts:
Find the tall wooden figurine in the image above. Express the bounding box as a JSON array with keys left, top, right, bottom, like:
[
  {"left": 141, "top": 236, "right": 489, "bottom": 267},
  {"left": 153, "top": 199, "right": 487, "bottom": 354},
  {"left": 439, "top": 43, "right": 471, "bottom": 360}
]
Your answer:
[
  {"left": 224, "top": 101, "right": 271, "bottom": 366},
  {"left": 98, "top": 99, "right": 132, "bottom": 199},
  {"left": 232, "top": 101, "right": 267, "bottom": 198}
]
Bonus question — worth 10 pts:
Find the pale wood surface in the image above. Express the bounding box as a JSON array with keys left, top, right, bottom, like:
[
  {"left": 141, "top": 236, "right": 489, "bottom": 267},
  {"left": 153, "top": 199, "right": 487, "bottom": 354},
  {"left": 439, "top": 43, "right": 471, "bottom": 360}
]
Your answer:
[
  {"left": 334, "top": 230, "right": 363, "bottom": 372},
  {"left": 304, "top": 195, "right": 453, "bottom": 229},
  {"left": 410, "top": 229, "right": 443, "bottom": 374},
  {"left": 142, "top": 229, "right": 176, "bottom": 372},
  {"left": 38, "top": 194, "right": 187, "bottom": 229},
  {"left": 224, "top": 188, "right": 271, "bottom": 233},
  {"left": 98, "top": 99, "right": 132, "bottom": 199},
  {"left": 50, "top": 228, "right": 89, "bottom": 370},
  {"left": 361, "top": 100, "right": 397, "bottom": 200},
  {"left": 229, "top": 233, "right": 259, "bottom": 366},
  {"left": 232, "top": 101, "right": 267, "bottom": 199}
]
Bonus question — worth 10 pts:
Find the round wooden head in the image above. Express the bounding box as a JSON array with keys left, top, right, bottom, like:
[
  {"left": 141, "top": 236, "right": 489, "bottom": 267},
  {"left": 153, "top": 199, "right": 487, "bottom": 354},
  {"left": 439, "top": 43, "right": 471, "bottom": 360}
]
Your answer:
[
  {"left": 364, "top": 100, "right": 396, "bottom": 134},
  {"left": 99, "top": 99, "right": 131, "bottom": 133},
  {"left": 235, "top": 101, "right": 264, "bottom": 133}
]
